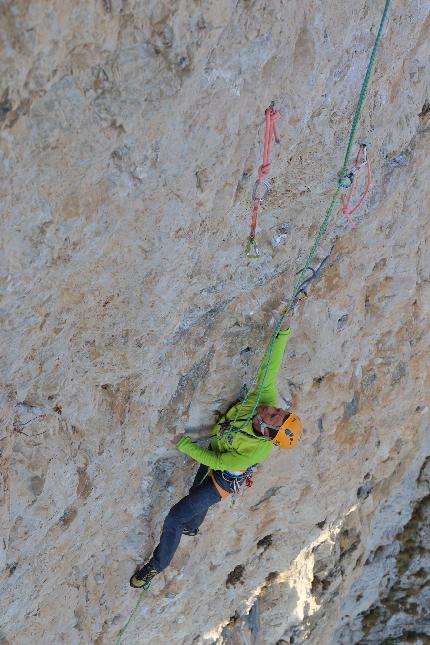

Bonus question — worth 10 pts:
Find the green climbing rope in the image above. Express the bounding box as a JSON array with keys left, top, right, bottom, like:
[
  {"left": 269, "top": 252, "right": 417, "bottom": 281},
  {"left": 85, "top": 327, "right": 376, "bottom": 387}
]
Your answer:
[
  {"left": 115, "top": 591, "right": 146, "bottom": 645},
  {"left": 230, "top": 0, "right": 392, "bottom": 430},
  {"left": 339, "top": 0, "right": 392, "bottom": 185}
]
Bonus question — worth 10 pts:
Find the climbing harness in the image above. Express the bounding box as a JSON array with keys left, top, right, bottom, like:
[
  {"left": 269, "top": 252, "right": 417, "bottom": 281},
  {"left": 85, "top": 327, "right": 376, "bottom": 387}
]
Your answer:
[
  {"left": 209, "top": 467, "right": 255, "bottom": 499},
  {"left": 231, "top": 467, "right": 255, "bottom": 505},
  {"left": 208, "top": 470, "right": 232, "bottom": 499},
  {"left": 340, "top": 143, "right": 372, "bottom": 228},
  {"left": 246, "top": 102, "right": 280, "bottom": 258}
]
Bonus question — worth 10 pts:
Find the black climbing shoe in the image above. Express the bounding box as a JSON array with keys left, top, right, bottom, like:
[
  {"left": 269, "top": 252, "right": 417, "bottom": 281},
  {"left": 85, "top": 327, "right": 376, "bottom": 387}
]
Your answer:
[
  {"left": 182, "top": 527, "right": 199, "bottom": 536},
  {"left": 129, "top": 563, "right": 158, "bottom": 590}
]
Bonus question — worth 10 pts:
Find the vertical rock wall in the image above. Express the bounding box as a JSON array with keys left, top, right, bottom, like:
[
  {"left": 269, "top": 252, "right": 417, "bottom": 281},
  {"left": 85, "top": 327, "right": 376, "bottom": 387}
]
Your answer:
[{"left": 1, "top": 1, "right": 429, "bottom": 644}]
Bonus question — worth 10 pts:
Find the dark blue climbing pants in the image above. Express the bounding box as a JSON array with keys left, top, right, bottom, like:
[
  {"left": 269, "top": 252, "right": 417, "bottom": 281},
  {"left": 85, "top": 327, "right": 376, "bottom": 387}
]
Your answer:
[{"left": 149, "top": 463, "right": 221, "bottom": 572}]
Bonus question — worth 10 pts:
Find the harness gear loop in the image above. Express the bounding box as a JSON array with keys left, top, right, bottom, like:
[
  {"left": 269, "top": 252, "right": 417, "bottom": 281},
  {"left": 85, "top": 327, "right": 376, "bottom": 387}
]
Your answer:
[
  {"left": 340, "top": 144, "right": 372, "bottom": 229},
  {"left": 246, "top": 103, "right": 280, "bottom": 256}
]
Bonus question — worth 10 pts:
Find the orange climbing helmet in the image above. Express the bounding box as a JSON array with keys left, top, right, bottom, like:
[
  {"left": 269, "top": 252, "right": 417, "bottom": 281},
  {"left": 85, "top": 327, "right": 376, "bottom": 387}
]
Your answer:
[{"left": 271, "top": 412, "right": 303, "bottom": 449}]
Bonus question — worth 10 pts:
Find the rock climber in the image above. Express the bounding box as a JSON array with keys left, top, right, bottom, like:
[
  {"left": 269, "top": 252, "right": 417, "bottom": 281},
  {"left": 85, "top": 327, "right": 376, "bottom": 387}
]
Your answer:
[{"left": 130, "top": 306, "right": 303, "bottom": 590}]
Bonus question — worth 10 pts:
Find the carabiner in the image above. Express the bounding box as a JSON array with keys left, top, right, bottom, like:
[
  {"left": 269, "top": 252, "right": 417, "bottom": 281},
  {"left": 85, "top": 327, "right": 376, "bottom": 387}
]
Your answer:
[
  {"left": 245, "top": 237, "right": 260, "bottom": 258},
  {"left": 339, "top": 143, "right": 369, "bottom": 187},
  {"left": 339, "top": 172, "right": 354, "bottom": 189},
  {"left": 252, "top": 178, "right": 271, "bottom": 203},
  {"left": 358, "top": 143, "right": 368, "bottom": 166},
  {"left": 295, "top": 255, "right": 330, "bottom": 298}
]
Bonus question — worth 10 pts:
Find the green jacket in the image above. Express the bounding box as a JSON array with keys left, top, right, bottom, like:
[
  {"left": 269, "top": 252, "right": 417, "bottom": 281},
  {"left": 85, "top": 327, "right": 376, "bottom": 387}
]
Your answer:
[{"left": 176, "top": 329, "right": 291, "bottom": 471}]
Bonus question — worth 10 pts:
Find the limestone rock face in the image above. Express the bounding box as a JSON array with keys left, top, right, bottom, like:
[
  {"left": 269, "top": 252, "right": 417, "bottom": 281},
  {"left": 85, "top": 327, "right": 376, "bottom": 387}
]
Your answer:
[{"left": 1, "top": 1, "right": 429, "bottom": 644}]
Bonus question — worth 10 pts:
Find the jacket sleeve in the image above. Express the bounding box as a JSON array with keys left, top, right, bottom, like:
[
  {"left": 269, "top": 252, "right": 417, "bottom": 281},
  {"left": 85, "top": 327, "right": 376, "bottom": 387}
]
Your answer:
[
  {"left": 238, "top": 328, "right": 292, "bottom": 415},
  {"left": 176, "top": 436, "right": 271, "bottom": 470}
]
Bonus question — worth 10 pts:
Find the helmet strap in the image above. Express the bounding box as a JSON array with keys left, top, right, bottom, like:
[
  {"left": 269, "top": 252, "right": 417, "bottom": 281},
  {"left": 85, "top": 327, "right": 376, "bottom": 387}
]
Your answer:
[{"left": 256, "top": 414, "right": 281, "bottom": 435}]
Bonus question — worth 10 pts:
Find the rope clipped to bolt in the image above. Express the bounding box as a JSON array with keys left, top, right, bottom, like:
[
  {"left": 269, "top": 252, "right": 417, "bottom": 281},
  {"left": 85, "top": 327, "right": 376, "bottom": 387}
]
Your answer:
[
  {"left": 340, "top": 143, "right": 372, "bottom": 228},
  {"left": 230, "top": 0, "right": 392, "bottom": 432},
  {"left": 245, "top": 102, "right": 280, "bottom": 258}
]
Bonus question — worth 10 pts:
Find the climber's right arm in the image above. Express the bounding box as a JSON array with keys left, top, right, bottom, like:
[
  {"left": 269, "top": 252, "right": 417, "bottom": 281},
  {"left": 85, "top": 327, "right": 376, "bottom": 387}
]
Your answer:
[
  {"left": 176, "top": 435, "right": 271, "bottom": 471},
  {"left": 239, "top": 328, "right": 292, "bottom": 413}
]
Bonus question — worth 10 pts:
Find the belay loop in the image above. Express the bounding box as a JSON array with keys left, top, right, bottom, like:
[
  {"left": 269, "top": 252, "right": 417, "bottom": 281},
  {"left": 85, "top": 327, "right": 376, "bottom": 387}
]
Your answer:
[
  {"left": 339, "top": 143, "right": 372, "bottom": 229},
  {"left": 246, "top": 102, "right": 280, "bottom": 257}
]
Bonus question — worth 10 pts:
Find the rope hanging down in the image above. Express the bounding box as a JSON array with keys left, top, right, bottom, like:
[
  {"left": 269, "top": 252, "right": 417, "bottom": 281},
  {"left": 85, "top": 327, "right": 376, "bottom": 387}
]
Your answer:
[
  {"left": 115, "top": 591, "right": 146, "bottom": 645},
  {"left": 245, "top": 102, "right": 280, "bottom": 258},
  {"left": 227, "top": 0, "right": 392, "bottom": 434}
]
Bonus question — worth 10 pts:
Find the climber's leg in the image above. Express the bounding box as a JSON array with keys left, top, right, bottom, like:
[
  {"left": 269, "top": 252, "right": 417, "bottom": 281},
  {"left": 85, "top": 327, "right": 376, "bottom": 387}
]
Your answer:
[
  {"left": 182, "top": 463, "right": 211, "bottom": 533},
  {"left": 190, "top": 462, "right": 210, "bottom": 491},
  {"left": 148, "top": 475, "right": 221, "bottom": 572}
]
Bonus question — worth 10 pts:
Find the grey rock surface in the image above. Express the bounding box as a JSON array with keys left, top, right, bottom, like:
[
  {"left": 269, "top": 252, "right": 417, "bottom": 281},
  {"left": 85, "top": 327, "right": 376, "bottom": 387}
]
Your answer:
[{"left": 1, "top": 1, "right": 429, "bottom": 644}]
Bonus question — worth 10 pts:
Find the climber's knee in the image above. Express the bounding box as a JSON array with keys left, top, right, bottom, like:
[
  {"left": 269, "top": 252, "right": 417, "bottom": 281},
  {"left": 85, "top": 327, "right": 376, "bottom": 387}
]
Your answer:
[{"left": 164, "top": 500, "right": 188, "bottom": 530}]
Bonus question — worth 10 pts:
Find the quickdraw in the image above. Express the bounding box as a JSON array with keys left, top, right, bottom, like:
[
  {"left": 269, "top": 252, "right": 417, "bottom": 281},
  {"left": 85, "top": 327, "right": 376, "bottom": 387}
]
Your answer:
[
  {"left": 294, "top": 254, "right": 331, "bottom": 301},
  {"left": 246, "top": 102, "right": 280, "bottom": 258},
  {"left": 339, "top": 143, "right": 372, "bottom": 229}
]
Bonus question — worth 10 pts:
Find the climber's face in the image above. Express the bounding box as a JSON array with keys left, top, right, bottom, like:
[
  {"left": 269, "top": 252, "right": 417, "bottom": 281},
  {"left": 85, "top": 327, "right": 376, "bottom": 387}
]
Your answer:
[{"left": 253, "top": 405, "right": 290, "bottom": 438}]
